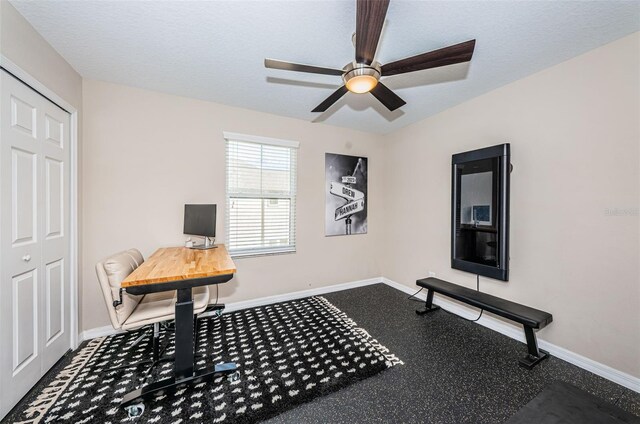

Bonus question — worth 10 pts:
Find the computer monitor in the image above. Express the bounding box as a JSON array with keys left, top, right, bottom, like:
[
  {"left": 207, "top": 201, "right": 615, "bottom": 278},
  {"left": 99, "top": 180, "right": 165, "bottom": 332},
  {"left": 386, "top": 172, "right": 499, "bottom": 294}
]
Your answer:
[
  {"left": 472, "top": 205, "right": 491, "bottom": 226},
  {"left": 183, "top": 204, "right": 217, "bottom": 249}
]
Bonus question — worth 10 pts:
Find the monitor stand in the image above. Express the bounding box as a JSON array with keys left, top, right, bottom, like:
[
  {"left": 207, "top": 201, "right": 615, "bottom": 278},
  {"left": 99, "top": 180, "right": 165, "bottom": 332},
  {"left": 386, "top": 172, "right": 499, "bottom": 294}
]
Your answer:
[{"left": 189, "top": 236, "right": 217, "bottom": 250}]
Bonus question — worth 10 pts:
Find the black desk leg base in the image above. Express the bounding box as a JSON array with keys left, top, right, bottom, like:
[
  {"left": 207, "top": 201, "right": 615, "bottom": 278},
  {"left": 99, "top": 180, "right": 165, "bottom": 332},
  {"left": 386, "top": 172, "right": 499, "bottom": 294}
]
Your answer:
[
  {"left": 518, "top": 325, "right": 550, "bottom": 369},
  {"left": 121, "top": 362, "right": 239, "bottom": 408},
  {"left": 416, "top": 289, "right": 441, "bottom": 315}
]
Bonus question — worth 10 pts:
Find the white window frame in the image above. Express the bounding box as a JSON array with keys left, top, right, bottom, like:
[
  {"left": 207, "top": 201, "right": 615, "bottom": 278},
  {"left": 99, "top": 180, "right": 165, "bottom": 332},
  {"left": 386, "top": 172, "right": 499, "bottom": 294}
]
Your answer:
[{"left": 223, "top": 132, "right": 299, "bottom": 258}]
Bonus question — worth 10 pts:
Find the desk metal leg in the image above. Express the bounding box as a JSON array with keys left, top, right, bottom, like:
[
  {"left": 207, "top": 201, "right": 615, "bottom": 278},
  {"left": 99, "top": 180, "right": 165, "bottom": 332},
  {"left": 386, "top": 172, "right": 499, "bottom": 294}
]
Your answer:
[
  {"left": 121, "top": 280, "right": 239, "bottom": 416},
  {"left": 121, "top": 363, "right": 239, "bottom": 410},
  {"left": 175, "top": 287, "right": 194, "bottom": 380}
]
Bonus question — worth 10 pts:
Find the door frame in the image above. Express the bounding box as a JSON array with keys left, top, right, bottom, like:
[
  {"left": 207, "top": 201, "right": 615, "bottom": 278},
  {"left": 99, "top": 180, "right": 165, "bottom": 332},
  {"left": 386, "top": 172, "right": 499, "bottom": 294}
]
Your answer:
[{"left": 0, "top": 55, "right": 80, "bottom": 350}]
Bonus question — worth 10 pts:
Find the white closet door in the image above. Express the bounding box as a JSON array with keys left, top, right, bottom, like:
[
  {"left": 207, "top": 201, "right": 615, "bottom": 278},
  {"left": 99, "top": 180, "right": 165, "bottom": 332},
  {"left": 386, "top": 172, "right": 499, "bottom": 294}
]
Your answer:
[
  {"left": 0, "top": 70, "right": 71, "bottom": 418},
  {"left": 38, "top": 85, "right": 70, "bottom": 373}
]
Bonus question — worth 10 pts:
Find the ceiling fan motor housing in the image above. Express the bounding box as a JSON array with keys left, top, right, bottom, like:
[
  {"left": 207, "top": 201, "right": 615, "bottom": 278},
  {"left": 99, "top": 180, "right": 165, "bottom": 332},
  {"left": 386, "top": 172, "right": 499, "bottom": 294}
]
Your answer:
[{"left": 342, "top": 61, "right": 382, "bottom": 93}]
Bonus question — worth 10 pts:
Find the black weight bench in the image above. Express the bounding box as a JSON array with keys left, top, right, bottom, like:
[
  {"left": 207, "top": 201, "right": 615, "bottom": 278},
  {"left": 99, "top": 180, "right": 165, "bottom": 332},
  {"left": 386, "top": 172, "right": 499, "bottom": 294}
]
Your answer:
[{"left": 416, "top": 277, "right": 553, "bottom": 369}]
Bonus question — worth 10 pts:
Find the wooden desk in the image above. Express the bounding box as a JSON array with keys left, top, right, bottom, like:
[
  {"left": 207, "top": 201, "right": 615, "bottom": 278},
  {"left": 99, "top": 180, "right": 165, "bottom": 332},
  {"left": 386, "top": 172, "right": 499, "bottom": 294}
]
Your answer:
[
  {"left": 122, "top": 245, "right": 236, "bottom": 294},
  {"left": 120, "top": 245, "right": 237, "bottom": 411}
]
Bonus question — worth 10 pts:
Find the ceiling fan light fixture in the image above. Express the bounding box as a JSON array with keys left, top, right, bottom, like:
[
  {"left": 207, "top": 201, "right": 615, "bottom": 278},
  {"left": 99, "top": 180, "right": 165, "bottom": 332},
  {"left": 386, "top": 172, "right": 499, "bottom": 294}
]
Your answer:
[
  {"left": 346, "top": 75, "right": 378, "bottom": 93},
  {"left": 343, "top": 63, "right": 381, "bottom": 93}
]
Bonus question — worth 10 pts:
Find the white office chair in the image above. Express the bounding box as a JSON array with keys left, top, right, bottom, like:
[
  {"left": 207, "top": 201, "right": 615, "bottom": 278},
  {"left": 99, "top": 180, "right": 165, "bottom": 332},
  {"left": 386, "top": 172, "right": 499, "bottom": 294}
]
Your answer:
[{"left": 95, "top": 248, "right": 210, "bottom": 373}]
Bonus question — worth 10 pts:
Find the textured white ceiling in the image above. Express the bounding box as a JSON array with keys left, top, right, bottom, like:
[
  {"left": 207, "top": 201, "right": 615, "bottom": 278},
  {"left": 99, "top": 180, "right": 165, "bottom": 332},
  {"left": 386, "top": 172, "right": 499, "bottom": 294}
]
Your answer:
[{"left": 10, "top": 0, "right": 640, "bottom": 134}]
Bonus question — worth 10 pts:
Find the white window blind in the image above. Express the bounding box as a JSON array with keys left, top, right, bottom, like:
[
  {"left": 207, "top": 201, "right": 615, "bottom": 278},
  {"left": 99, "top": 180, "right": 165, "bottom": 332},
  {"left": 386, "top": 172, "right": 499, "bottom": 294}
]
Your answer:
[{"left": 224, "top": 132, "right": 298, "bottom": 257}]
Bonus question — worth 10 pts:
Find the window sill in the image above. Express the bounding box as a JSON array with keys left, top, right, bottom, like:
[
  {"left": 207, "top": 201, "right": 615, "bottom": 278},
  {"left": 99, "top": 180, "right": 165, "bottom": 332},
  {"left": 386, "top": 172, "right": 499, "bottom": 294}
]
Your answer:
[{"left": 230, "top": 249, "right": 296, "bottom": 260}]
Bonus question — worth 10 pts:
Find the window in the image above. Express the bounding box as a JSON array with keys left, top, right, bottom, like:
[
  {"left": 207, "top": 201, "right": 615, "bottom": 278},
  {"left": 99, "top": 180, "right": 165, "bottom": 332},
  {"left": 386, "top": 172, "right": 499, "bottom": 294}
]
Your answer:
[{"left": 224, "top": 132, "right": 298, "bottom": 257}]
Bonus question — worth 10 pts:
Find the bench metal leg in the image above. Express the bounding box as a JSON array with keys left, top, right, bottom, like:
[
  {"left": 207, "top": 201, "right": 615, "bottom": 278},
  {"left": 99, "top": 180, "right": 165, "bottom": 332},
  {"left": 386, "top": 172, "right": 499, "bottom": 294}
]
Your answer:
[
  {"left": 416, "top": 289, "right": 441, "bottom": 315},
  {"left": 519, "top": 326, "right": 549, "bottom": 369}
]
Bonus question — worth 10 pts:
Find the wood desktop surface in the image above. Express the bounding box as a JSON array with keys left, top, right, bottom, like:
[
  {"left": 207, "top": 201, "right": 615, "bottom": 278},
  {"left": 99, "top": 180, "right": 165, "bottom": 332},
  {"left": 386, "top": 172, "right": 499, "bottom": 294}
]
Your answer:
[{"left": 121, "top": 245, "right": 236, "bottom": 288}]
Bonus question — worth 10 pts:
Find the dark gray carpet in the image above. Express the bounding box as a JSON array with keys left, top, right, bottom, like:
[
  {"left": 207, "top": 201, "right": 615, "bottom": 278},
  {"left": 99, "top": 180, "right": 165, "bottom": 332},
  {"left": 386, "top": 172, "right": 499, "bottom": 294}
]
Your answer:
[
  {"left": 4, "top": 283, "right": 640, "bottom": 423},
  {"left": 264, "top": 283, "right": 640, "bottom": 424}
]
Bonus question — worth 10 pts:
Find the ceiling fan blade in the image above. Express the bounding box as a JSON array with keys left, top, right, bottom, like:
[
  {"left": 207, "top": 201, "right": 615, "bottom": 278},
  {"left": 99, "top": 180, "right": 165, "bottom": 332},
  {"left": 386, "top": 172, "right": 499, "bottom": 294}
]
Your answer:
[
  {"left": 381, "top": 39, "right": 476, "bottom": 76},
  {"left": 370, "top": 82, "right": 405, "bottom": 111},
  {"left": 265, "top": 59, "right": 344, "bottom": 76},
  {"left": 355, "top": 0, "right": 390, "bottom": 65},
  {"left": 312, "top": 86, "right": 349, "bottom": 112}
]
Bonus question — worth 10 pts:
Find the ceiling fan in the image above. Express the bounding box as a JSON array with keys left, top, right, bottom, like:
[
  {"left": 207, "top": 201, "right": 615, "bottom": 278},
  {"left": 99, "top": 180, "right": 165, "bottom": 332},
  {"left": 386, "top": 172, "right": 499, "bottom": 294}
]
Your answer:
[{"left": 265, "top": 0, "right": 476, "bottom": 113}]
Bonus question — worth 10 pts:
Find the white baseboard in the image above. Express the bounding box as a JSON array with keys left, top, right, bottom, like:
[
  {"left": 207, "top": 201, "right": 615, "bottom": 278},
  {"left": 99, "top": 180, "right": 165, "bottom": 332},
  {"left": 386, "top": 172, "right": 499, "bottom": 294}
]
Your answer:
[
  {"left": 210, "top": 277, "right": 381, "bottom": 315},
  {"left": 79, "top": 276, "right": 639, "bottom": 393},
  {"left": 382, "top": 277, "right": 640, "bottom": 393},
  {"left": 80, "top": 277, "right": 382, "bottom": 341},
  {"left": 80, "top": 325, "right": 123, "bottom": 341}
]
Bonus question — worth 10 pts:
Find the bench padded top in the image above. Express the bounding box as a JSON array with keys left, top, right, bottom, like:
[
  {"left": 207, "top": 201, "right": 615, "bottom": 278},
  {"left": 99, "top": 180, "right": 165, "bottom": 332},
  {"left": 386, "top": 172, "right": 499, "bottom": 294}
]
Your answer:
[{"left": 416, "top": 277, "right": 553, "bottom": 329}]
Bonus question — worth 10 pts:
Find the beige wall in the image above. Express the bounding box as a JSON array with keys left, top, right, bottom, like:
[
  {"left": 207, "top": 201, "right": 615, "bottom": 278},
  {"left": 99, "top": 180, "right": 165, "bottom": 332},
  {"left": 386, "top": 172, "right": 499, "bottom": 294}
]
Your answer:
[
  {"left": 82, "top": 79, "right": 386, "bottom": 331},
  {"left": 381, "top": 33, "right": 640, "bottom": 377},
  {"left": 0, "top": 0, "right": 85, "bottom": 330}
]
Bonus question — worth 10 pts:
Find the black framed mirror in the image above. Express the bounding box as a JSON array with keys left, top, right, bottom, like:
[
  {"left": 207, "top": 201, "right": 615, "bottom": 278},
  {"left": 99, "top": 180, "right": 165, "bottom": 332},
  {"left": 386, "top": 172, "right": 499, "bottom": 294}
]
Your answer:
[{"left": 451, "top": 144, "right": 511, "bottom": 281}]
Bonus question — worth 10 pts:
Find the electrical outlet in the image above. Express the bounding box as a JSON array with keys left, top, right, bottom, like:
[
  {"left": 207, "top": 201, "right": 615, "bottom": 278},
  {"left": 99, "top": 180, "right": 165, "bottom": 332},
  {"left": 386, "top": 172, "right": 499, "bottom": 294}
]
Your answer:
[{"left": 428, "top": 271, "right": 436, "bottom": 278}]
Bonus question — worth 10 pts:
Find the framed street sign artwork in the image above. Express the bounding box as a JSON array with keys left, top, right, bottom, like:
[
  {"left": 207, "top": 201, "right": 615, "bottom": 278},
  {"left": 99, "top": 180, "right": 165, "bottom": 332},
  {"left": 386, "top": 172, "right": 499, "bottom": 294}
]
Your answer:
[{"left": 325, "top": 153, "right": 368, "bottom": 236}]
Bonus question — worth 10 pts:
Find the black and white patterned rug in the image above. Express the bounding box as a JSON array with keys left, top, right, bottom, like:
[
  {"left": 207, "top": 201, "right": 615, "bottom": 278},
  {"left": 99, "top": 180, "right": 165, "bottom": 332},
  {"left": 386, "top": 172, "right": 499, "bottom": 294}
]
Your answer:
[{"left": 14, "top": 296, "right": 402, "bottom": 423}]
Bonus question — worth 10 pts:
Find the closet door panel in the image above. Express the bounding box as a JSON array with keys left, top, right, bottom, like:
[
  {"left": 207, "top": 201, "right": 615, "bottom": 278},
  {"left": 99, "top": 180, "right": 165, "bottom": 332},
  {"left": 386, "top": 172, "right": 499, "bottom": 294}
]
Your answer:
[{"left": 0, "top": 70, "right": 72, "bottom": 418}]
